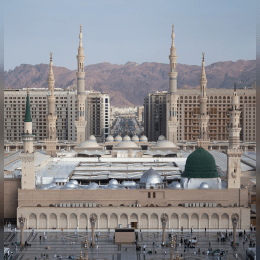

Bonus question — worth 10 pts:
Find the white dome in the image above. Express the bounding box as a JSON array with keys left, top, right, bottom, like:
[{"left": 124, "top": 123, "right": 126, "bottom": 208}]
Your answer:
[
  {"left": 109, "top": 179, "right": 118, "bottom": 185},
  {"left": 88, "top": 135, "right": 96, "bottom": 141},
  {"left": 169, "top": 182, "right": 182, "bottom": 189},
  {"left": 106, "top": 135, "right": 114, "bottom": 142},
  {"left": 115, "top": 141, "right": 138, "bottom": 148},
  {"left": 132, "top": 135, "right": 139, "bottom": 142},
  {"left": 158, "top": 135, "right": 166, "bottom": 141},
  {"left": 140, "top": 168, "right": 163, "bottom": 184},
  {"left": 69, "top": 180, "right": 79, "bottom": 185},
  {"left": 199, "top": 182, "right": 210, "bottom": 189},
  {"left": 153, "top": 140, "right": 177, "bottom": 148},
  {"left": 86, "top": 183, "right": 99, "bottom": 190},
  {"left": 121, "top": 181, "right": 136, "bottom": 187},
  {"left": 123, "top": 135, "right": 131, "bottom": 141},
  {"left": 140, "top": 135, "right": 148, "bottom": 142},
  {"left": 115, "top": 135, "right": 122, "bottom": 142},
  {"left": 77, "top": 138, "right": 100, "bottom": 148}
]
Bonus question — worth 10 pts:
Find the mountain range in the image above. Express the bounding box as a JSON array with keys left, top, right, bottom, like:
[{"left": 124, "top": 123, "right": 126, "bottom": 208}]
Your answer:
[{"left": 4, "top": 60, "right": 255, "bottom": 107}]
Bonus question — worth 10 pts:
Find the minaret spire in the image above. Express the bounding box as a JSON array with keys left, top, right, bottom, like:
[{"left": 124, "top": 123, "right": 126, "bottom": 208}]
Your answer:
[
  {"left": 45, "top": 52, "right": 58, "bottom": 156},
  {"left": 20, "top": 86, "right": 36, "bottom": 189},
  {"left": 75, "top": 24, "right": 87, "bottom": 144},
  {"left": 166, "top": 25, "right": 179, "bottom": 144},
  {"left": 197, "top": 53, "right": 210, "bottom": 150},
  {"left": 226, "top": 83, "right": 243, "bottom": 188}
]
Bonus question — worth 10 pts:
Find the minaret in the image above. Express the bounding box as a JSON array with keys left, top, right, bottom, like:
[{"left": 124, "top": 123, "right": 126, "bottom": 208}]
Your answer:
[
  {"left": 166, "top": 25, "right": 179, "bottom": 144},
  {"left": 197, "top": 53, "right": 210, "bottom": 150},
  {"left": 45, "top": 52, "right": 58, "bottom": 156},
  {"left": 20, "top": 87, "right": 35, "bottom": 189},
  {"left": 75, "top": 24, "right": 87, "bottom": 144},
  {"left": 226, "top": 83, "right": 243, "bottom": 188}
]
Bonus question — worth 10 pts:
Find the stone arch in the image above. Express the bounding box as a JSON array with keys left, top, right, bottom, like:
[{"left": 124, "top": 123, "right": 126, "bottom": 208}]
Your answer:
[
  {"left": 110, "top": 213, "right": 118, "bottom": 229},
  {"left": 170, "top": 213, "right": 178, "bottom": 229},
  {"left": 150, "top": 213, "right": 159, "bottom": 229},
  {"left": 200, "top": 213, "right": 209, "bottom": 229},
  {"left": 119, "top": 213, "right": 128, "bottom": 228},
  {"left": 49, "top": 213, "right": 57, "bottom": 229},
  {"left": 211, "top": 213, "right": 219, "bottom": 229},
  {"left": 99, "top": 213, "right": 108, "bottom": 229},
  {"left": 190, "top": 213, "right": 199, "bottom": 229},
  {"left": 69, "top": 213, "right": 77, "bottom": 229},
  {"left": 79, "top": 213, "right": 88, "bottom": 229},
  {"left": 140, "top": 213, "right": 148, "bottom": 229},
  {"left": 28, "top": 213, "right": 37, "bottom": 229},
  {"left": 60, "top": 213, "right": 67, "bottom": 229},
  {"left": 180, "top": 213, "right": 188, "bottom": 229},
  {"left": 130, "top": 213, "right": 138, "bottom": 228},
  {"left": 220, "top": 213, "right": 229, "bottom": 229},
  {"left": 39, "top": 213, "right": 47, "bottom": 229}
]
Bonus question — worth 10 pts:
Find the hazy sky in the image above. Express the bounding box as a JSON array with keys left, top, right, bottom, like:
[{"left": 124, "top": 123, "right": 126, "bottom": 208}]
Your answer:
[{"left": 5, "top": 0, "right": 255, "bottom": 71}]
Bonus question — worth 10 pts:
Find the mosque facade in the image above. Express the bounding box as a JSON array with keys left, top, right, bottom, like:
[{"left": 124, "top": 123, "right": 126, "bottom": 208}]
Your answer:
[{"left": 4, "top": 25, "right": 254, "bottom": 230}]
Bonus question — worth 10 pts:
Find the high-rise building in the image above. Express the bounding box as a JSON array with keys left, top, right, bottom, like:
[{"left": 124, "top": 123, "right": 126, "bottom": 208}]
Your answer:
[
  {"left": 144, "top": 26, "right": 256, "bottom": 143},
  {"left": 4, "top": 88, "right": 110, "bottom": 143}
]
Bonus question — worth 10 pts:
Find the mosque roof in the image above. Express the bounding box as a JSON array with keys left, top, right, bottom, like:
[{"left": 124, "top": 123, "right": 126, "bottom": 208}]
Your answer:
[{"left": 182, "top": 147, "right": 219, "bottom": 179}]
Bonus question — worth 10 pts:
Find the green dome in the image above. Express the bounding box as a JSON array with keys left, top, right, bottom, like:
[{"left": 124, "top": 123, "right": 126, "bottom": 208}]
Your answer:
[{"left": 182, "top": 147, "right": 219, "bottom": 179}]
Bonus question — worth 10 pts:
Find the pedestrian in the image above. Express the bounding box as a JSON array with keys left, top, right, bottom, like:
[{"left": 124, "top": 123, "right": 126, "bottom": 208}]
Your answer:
[
  {"left": 205, "top": 227, "right": 206, "bottom": 232},
  {"left": 96, "top": 244, "right": 98, "bottom": 250},
  {"left": 209, "top": 242, "right": 211, "bottom": 247},
  {"left": 164, "top": 251, "right": 167, "bottom": 255},
  {"left": 39, "top": 236, "right": 41, "bottom": 241},
  {"left": 235, "top": 253, "right": 238, "bottom": 259},
  {"left": 191, "top": 226, "right": 193, "bottom": 233},
  {"left": 244, "top": 230, "right": 246, "bottom": 235},
  {"left": 155, "top": 249, "right": 157, "bottom": 254},
  {"left": 184, "top": 249, "right": 185, "bottom": 253}
]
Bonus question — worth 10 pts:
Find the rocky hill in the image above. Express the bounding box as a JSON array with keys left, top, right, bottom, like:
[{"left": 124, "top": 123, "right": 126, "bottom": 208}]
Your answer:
[{"left": 4, "top": 60, "right": 255, "bottom": 106}]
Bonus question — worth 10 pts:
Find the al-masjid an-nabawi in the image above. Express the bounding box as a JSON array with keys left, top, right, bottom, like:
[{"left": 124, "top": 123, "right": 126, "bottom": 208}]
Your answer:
[{"left": 4, "top": 25, "right": 256, "bottom": 230}]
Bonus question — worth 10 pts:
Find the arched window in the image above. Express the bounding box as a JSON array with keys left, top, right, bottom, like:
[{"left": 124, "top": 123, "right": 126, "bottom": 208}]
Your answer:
[
  {"left": 148, "top": 192, "right": 151, "bottom": 198},
  {"left": 153, "top": 192, "right": 156, "bottom": 198},
  {"left": 37, "top": 204, "right": 41, "bottom": 207}
]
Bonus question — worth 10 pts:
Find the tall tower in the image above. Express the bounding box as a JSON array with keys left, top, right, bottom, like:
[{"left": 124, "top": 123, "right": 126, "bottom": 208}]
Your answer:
[
  {"left": 45, "top": 52, "right": 58, "bottom": 156},
  {"left": 197, "top": 53, "right": 210, "bottom": 150},
  {"left": 20, "top": 87, "right": 35, "bottom": 189},
  {"left": 75, "top": 24, "right": 87, "bottom": 144},
  {"left": 166, "top": 25, "right": 179, "bottom": 144},
  {"left": 226, "top": 83, "right": 243, "bottom": 188}
]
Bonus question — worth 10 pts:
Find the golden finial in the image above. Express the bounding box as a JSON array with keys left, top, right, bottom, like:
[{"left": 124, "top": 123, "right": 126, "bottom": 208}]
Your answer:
[
  {"left": 202, "top": 52, "right": 205, "bottom": 62},
  {"left": 50, "top": 52, "right": 53, "bottom": 62}
]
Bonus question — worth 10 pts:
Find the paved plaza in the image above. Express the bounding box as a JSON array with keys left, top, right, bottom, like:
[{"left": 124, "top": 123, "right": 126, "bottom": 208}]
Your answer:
[{"left": 4, "top": 228, "right": 255, "bottom": 260}]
